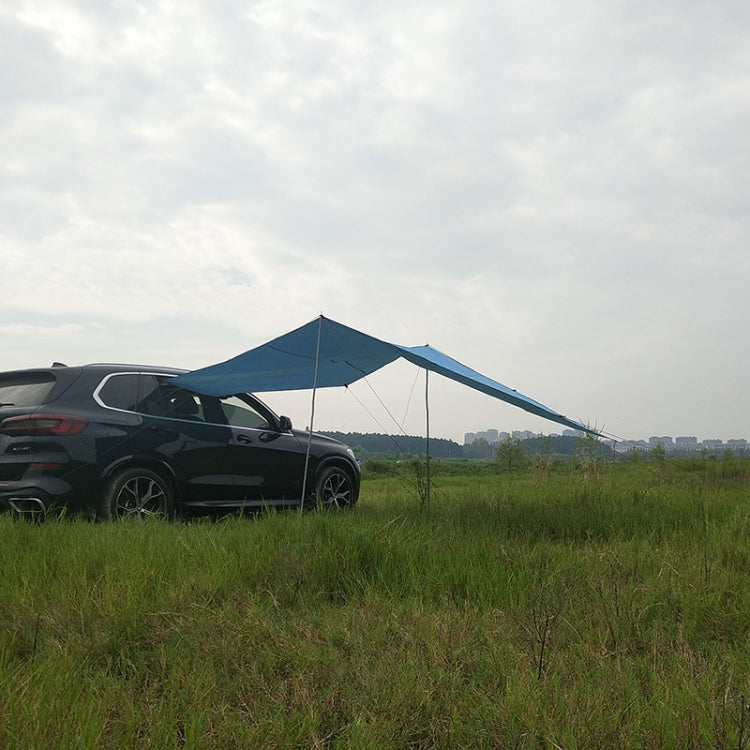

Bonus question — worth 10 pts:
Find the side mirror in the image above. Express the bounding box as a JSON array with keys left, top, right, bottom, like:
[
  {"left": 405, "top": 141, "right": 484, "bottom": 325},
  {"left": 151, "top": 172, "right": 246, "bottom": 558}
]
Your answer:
[{"left": 279, "top": 415, "right": 292, "bottom": 431}]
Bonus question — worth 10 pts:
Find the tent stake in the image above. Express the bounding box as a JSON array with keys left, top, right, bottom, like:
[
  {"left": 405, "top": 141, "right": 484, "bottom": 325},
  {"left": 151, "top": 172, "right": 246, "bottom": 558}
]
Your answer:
[{"left": 300, "top": 316, "right": 323, "bottom": 514}]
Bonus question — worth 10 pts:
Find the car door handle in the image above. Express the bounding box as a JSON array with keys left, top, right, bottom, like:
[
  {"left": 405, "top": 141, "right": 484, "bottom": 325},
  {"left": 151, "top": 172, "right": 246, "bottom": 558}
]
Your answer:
[{"left": 236, "top": 434, "right": 253, "bottom": 444}]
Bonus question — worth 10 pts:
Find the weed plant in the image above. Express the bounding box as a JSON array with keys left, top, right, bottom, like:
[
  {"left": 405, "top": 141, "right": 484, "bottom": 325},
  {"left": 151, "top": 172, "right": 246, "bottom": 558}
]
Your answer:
[{"left": 1, "top": 459, "right": 750, "bottom": 748}]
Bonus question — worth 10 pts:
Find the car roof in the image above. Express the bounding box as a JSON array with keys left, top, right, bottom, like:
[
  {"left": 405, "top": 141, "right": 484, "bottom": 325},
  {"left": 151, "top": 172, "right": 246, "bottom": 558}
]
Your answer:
[
  {"left": 81, "top": 363, "right": 188, "bottom": 374},
  {"left": 0, "top": 364, "right": 189, "bottom": 378}
]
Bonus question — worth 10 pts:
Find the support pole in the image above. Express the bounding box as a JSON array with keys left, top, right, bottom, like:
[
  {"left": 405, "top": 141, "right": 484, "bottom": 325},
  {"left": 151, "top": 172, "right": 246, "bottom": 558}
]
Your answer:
[
  {"left": 425, "top": 368, "right": 431, "bottom": 515},
  {"left": 300, "top": 316, "right": 323, "bottom": 514}
]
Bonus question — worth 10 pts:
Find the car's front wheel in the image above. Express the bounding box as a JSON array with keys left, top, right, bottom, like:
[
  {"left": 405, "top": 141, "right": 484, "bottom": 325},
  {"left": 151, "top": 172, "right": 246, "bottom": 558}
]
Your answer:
[
  {"left": 314, "top": 466, "right": 355, "bottom": 510},
  {"left": 100, "top": 468, "right": 175, "bottom": 521}
]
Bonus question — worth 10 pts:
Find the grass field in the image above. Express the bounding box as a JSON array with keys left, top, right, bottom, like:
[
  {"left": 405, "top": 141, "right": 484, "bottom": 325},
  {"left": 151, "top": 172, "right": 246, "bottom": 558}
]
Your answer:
[{"left": 2, "top": 457, "right": 750, "bottom": 748}]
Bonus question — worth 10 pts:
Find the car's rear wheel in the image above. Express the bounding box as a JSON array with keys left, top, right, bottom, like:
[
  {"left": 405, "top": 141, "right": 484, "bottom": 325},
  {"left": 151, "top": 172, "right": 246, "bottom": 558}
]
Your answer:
[
  {"left": 100, "top": 468, "right": 174, "bottom": 521},
  {"left": 315, "top": 466, "right": 355, "bottom": 510}
]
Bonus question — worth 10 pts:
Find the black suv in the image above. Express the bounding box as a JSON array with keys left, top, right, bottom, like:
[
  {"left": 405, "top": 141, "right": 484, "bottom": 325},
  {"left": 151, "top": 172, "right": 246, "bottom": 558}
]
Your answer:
[{"left": 0, "top": 364, "right": 360, "bottom": 519}]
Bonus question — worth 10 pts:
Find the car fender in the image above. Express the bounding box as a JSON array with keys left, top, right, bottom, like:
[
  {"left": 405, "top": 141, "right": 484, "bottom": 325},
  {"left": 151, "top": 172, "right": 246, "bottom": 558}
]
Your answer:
[
  {"left": 312, "top": 454, "right": 357, "bottom": 475},
  {"left": 100, "top": 454, "right": 178, "bottom": 487}
]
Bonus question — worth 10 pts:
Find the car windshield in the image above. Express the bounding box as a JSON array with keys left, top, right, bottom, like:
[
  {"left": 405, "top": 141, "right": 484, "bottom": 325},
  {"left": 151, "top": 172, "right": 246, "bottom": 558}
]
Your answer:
[{"left": 0, "top": 372, "right": 57, "bottom": 407}]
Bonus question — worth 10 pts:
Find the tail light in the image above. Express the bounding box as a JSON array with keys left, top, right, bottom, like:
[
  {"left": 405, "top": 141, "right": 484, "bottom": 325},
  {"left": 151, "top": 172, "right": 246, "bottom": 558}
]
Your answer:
[{"left": 0, "top": 414, "right": 88, "bottom": 436}]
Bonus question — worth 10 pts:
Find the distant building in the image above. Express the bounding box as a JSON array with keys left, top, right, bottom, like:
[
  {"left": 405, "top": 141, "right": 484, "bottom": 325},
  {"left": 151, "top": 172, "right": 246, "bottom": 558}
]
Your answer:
[
  {"left": 649, "top": 436, "right": 674, "bottom": 447},
  {"left": 464, "top": 428, "right": 746, "bottom": 451},
  {"left": 614, "top": 440, "right": 648, "bottom": 453},
  {"left": 675, "top": 436, "right": 698, "bottom": 449}
]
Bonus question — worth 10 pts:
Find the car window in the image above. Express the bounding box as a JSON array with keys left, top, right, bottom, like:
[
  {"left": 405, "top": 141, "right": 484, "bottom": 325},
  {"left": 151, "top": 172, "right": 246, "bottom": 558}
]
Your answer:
[
  {"left": 138, "top": 376, "right": 209, "bottom": 422},
  {"left": 97, "top": 373, "right": 140, "bottom": 411},
  {"left": 0, "top": 372, "right": 56, "bottom": 407},
  {"left": 138, "top": 375, "right": 170, "bottom": 417},
  {"left": 218, "top": 395, "right": 271, "bottom": 430},
  {"left": 163, "top": 389, "right": 205, "bottom": 421}
]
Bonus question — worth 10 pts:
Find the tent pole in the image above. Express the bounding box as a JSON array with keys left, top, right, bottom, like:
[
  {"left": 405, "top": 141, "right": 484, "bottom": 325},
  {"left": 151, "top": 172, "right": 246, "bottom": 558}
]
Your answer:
[
  {"left": 425, "top": 368, "right": 431, "bottom": 515},
  {"left": 300, "top": 316, "right": 323, "bottom": 514}
]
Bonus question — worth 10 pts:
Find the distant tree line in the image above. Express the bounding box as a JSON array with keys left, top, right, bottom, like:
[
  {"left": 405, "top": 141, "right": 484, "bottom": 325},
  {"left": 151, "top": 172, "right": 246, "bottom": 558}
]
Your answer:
[
  {"left": 319, "top": 432, "right": 611, "bottom": 461},
  {"left": 319, "top": 432, "right": 462, "bottom": 459}
]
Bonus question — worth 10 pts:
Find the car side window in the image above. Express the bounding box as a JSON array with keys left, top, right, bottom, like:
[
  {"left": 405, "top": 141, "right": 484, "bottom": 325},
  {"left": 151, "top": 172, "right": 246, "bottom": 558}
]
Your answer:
[
  {"left": 137, "top": 375, "right": 170, "bottom": 417},
  {"left": 97, "top": 373, "right": 224, "bottom": 425},
  {"left": 147, "top": 377, "right": 212, "bottom": 422},
  {"left": 97, "top": 373, "right": 140, "bottom": 411},
  {"left": 218, "top": 395, "right": 271, "bottom": 430},
  {"left": 164, "top": 389, "right": 205, "bottom": 421}
]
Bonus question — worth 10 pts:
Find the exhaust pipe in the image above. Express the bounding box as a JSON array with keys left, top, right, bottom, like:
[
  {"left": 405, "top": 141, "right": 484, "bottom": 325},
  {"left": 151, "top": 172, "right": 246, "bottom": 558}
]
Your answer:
[{"left": 9, "top": 497, "right": 47, "bottom": 516}]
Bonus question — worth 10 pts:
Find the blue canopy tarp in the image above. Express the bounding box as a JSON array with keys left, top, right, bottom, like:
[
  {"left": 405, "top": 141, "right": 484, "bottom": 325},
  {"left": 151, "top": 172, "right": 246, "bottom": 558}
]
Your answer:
[{"left": 174, "top": 316, "right": 596, "bottom": 436}]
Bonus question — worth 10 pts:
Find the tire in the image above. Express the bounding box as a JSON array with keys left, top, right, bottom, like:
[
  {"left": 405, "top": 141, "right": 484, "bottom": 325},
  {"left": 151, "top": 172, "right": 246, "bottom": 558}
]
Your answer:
[
  {"left": 314, "top": 466, "right": 355, "bottom": 510},
  {"left": 100, "top": 468, "right": 175, "bottom": 521}
]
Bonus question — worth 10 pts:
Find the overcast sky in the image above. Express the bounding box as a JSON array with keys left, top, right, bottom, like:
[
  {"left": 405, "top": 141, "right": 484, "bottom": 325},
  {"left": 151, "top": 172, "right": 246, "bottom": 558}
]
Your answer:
[{"left": 2, "top": 0, "right": 749, "bottom": 444}]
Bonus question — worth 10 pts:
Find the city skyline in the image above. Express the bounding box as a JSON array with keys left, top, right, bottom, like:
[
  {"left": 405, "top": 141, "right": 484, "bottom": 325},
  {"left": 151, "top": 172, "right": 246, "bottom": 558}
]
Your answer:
[{"left": 464, "top": 428, "right": 749, "bottom": 451}]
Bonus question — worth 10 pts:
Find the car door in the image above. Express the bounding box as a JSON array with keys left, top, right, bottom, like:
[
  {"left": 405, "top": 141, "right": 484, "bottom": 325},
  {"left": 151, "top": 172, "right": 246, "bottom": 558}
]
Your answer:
[
  {"left": 135, "top": 375, "right": 241, "bottom": 506},
  {"left": 218, "top": 394, "right": 307, "bottom": 505}
]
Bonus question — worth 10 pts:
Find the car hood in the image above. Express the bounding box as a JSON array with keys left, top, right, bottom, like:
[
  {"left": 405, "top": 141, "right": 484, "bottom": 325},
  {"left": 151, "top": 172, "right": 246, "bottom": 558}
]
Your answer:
[{"left": 291, "top": 428, "right": 354, "bottom": 454}]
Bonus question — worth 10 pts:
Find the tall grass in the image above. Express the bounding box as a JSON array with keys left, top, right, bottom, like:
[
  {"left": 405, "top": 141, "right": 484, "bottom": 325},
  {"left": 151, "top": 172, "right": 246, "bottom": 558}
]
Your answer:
[{"left": 1, "top": 459, "right": 750, "bottom": 748}]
